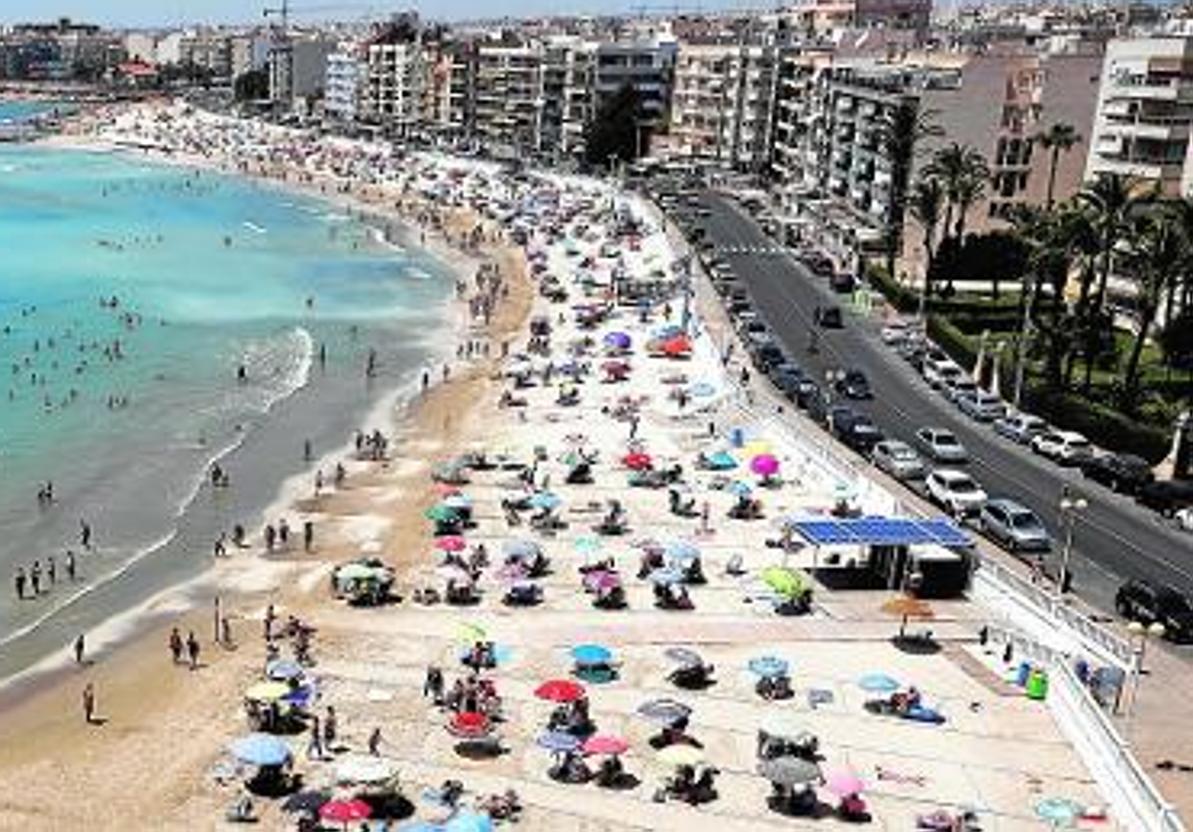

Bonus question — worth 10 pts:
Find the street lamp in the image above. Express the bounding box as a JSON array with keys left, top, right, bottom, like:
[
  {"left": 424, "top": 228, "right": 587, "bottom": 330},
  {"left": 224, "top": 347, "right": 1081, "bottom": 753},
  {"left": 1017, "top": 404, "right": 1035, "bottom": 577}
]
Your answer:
[
  {"left": 1123, "top": 620, "right": 1166, "bottom": 738},
  {"left": 1057, "top": 491, "right": 1088, "bottom": 596}
]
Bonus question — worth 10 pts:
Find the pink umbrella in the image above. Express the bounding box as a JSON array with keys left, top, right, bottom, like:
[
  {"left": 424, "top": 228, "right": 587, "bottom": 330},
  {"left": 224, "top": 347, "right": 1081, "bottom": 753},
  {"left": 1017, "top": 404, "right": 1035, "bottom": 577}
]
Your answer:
[
  {"left": 583, "top": 570, "right": 621, "bottom": 592},
  {"left": 435, "top": 536, "right": 467, "bottom": 552},
  {"left": 825, "top": 770, "right": 865, "bottom": 797},
  {"left": 750, "top": 453, "right": 780, "bottom": 477},
  {"left": 582, "top": 735, "right": 630, "bottom": 756}
]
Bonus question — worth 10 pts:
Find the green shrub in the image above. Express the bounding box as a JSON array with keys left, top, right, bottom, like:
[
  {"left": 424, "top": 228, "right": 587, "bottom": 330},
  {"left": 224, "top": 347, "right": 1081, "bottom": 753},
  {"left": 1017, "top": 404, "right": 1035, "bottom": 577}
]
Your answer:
[{"left": 927, "top": 315, "right": 977, "bottom": 370}]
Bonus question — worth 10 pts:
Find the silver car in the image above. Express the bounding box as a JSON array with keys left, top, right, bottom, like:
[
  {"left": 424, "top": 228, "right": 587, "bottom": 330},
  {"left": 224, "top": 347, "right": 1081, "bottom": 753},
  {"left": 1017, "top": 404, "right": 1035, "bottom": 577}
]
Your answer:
[
  {"left": 916, "top": 427, "right": 969, "bottom": 463},
  {"left": 958, "top": 391, "right": 1006, "bottom": 422},
  {"left": 871, "top": 440, "right": 927, "bottom": 480},
  {"left": 980, "top": 498, "right": 1051, "bottom": 553}
]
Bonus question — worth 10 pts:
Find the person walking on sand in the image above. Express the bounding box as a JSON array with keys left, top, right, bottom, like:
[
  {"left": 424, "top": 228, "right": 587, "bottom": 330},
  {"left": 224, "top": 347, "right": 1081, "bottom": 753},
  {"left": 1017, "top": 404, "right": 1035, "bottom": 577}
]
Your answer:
[
  {"left": 30, "top": 560, "right": 41, "bottom": 595},
  {"left": 47, "top": 555, "right": 56, "bottom": 586},
  {"left": 314, "top": 470, "right": 323, "bottom": 497},
  {"left": 14, "top": 566, "right": 25, "bottom": 600},
  {"left": 307, "top": 714, "right": 323, "bottom": 760},
  {"left": 214, "top": 532, "right": 227, "bottom": 558},
  {"left": 74, "top": 633, "right": 85, "bottom": 664},
  {"left": 368, "top": 727, "right": 383, "bottom": 756},
  {"left": 303, "top": 520, "right": 314, "bottom": 553},
  {"left": 82, "top": 682, "right": 96, "bottom": 724},
  {"left": 169, "top": 627, "right": 183, "bottom": 664},
  {"left": 278, "top": 518, "right": 289, "bottom": 548},
  {"left": 80, "top": 519, "right": 92, "bottom": 550},
  {"left": 323, "top": 705, "right": 337, "bottom": 750},
  {"left": 65, "top": 550, "right": 76, "bottom": 581},
  {"left": 186, "top": 630, "right": 200, "bottom": 670}
]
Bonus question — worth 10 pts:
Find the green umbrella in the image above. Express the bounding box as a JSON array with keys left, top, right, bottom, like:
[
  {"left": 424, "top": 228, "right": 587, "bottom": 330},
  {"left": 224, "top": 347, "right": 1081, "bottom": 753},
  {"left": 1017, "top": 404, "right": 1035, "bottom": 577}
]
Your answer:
[
  {"left": 760, "top": 566, "right": 810, "bottom": 600},
  {"left": 425, "top": 504, "right": 459, "bottom": 522},
  {"left": 336, "top": 563, "right": 380, "bottom": 581}
]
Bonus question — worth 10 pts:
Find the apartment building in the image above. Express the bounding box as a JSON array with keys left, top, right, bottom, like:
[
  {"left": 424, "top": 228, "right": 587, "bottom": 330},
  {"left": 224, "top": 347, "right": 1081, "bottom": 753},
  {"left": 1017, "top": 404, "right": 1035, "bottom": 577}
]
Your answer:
[
  {"left": 669, "top": 41, "right": 778, "bottom": 169},
  {"left": 473, "top": 42, "right": 547, "bottom": 153},
  {"left": 324, "top": 45, "right": 363, "bottom": 124},
  {"left": 269, "top": 36, "right": 336, "bottom": 109},
  {"left": 180, "top": 30, "right": 232, "bottom": 79},
  {"left": 1085, "top": 36, "right": 1193, "bottom": 197},
  {"left": 542, "top": 37, "right": 596, "bottom": 157},
  {"left": 361, "top": 35, "right": 426, "bottom": 135},
  {"left": 780, "top": 0, "right": 932, "bottom": 35},
  {"left": 594, "top": 32, "right": 678, "bottom": 150}
]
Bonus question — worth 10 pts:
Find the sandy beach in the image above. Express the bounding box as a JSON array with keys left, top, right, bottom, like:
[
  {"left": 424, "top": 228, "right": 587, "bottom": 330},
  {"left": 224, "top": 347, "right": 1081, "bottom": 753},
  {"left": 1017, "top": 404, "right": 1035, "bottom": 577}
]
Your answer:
[{"left": 0, "top": 100, "right": 1148, "bottom": 832}]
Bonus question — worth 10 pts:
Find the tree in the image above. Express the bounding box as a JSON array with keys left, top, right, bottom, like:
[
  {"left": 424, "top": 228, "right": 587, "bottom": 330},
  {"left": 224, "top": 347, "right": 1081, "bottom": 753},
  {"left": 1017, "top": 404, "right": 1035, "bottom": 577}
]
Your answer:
[
  {"left": 908, "top": 176, "right": 943, "bottom": 303},
  {"left": 1118, "top": 215, "right": 1181, "bottom": 412},
  {"left": 234, "top": 68, "right": 269, "bottom": 102},
  {"left": 583, "top": 83, "right": 645, "bottom": 167},
  {"left": 1158, "top": 308, "right": 1193, "bottom": 376},
  {"left": 926, "top": 142, "right": 989, "bottom": 249},
  {"left": 1034, "top": 123, "right": 1082, "bottom": 209},
  {"left": 878, "top": 100, "right": 941, "bottom": 281}
]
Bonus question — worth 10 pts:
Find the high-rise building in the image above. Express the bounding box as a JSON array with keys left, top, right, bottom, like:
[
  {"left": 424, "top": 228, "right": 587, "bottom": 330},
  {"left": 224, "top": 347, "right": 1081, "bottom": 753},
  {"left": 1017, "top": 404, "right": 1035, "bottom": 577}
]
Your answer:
[
  {"left": 594, "top": 28, "right": 678, "bottom": 153},
  {"left": 360, "top": 27, "right": 426, "bottom": 136},
  {"left": 324, "top": 44, "right": 364, "bottom": 125},
  {"left": 473, "top": 41, "right": 547, "bottom": 154}
]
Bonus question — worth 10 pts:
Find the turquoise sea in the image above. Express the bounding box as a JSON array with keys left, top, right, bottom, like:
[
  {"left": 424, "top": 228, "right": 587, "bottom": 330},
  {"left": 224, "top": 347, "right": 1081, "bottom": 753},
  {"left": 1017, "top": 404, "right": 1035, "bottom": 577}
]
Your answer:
[{"left": 0, "top": 117, "right": 453, "bottom": 679}]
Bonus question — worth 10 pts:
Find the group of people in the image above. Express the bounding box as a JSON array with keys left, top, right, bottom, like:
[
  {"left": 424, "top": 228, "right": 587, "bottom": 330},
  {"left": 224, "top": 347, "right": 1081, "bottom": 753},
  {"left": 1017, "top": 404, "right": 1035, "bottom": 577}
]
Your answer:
[{"left": 13, "top": 550, "right": 78, "bottom": 599}]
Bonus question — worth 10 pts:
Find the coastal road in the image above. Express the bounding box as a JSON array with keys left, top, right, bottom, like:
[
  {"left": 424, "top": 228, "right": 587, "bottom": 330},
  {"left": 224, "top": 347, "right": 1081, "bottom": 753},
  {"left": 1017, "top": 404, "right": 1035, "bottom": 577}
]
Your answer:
[{"left": 694, "top": 191, "right": 1193, "bottom": 627}]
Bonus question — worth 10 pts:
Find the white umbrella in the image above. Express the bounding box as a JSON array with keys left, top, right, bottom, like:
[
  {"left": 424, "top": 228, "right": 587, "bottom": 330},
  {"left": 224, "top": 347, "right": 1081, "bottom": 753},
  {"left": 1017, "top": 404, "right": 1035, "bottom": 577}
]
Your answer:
[{"left": 335, "top": 754, "right": 397, "bottom": 784}]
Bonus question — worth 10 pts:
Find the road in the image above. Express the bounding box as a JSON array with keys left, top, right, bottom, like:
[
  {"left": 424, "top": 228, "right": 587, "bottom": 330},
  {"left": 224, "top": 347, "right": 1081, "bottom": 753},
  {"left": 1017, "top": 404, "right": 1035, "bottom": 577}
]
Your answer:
[{"left": 695, "top": 191, "right": 1193, "bottom": 622}]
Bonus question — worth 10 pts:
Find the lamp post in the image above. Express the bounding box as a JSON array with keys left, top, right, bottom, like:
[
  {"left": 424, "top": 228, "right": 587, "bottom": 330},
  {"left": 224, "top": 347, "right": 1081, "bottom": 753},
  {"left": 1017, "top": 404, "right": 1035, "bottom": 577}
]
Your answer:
[
  {"left": 1124, "top": 620, "right": 1166, "bottom": 739},
  {"left": 1057, "top": 489, "right": 1087, "bottom": 597},
  {"left": 1012, "top": 272, "right": 1036, "bottom": 409}
]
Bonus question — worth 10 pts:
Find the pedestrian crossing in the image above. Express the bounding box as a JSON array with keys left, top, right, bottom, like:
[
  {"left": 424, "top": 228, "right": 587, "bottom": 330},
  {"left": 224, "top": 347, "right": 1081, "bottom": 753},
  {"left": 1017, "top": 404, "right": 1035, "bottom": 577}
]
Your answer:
[{"left": 709, "top": 244, "right": 787, "bottom": 256}]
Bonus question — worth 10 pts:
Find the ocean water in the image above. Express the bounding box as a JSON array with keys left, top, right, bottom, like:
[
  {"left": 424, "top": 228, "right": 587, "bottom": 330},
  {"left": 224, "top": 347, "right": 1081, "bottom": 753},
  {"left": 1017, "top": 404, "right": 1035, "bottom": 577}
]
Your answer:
[
  {"left": 0, "top": 100, "right": 67, "bottom": 125},
  {"left": 0, "top": 142, "right": 453, "bottom": 679}
]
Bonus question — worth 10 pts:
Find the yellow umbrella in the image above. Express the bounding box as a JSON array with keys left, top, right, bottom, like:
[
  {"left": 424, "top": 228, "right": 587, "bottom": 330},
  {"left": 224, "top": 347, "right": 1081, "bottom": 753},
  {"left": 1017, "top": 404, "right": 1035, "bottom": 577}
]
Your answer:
[
  {"left": 656, "top": 744, "right": 704, "bottom": 767},
  {"left": 742, "top": 440, "right": 772, "bottom": 458},
  {"left": 245, "top": 681, "right": 290, "bottom": 702},
  {"left": 457, "top": 622, "right": 487, "bottom": 645}
]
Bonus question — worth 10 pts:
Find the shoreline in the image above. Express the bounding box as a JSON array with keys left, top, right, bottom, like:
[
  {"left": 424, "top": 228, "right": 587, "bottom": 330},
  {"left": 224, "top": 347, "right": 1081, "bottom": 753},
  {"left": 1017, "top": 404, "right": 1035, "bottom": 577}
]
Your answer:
[{"left": 0, "top": 114, "right": 524, "bottom": 715}]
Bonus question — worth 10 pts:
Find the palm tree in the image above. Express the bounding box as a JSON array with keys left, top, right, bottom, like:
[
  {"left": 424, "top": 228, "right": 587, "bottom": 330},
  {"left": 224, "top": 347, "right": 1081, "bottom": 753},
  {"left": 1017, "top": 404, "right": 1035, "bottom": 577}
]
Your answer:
[
  {"left": 878, "top": 100, "right": 941, "bottom": 281},
  {"left": 908, "top": 176, "right": 944, "bottom": 307},
  {"left": 1034, "top": 123, "right": 1082, "bottom": 209},
  {"left": 1118, "top": 214, "right": 1182, "bottom": 412},
  {"left": 951, "top": 159, "right": 989, "bottom": 242},
  {"left": 926, "top": 142, "right": 989, "bottom": 248}
]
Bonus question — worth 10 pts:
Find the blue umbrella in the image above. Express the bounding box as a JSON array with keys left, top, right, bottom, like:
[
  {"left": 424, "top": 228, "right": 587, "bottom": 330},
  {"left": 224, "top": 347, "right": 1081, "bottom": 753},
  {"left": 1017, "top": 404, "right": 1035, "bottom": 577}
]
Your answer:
[
  {"left": 443, "top": 494, "right": 472, "bottom": 509},
  {"left": 1035, "top": 798, "right": 1082, "bottom": 826},
  {"left": 398, "top": 823, "right": 440, "bottom": 832},
  {"left": 748, "top": 656, "right": 789, "bottom": 678},
  {"left": 665, "top": 541, "right": 700, "bottom": 561},
  {"left": 266, "top": 659, "right": 304, "bottom": 681},
  {"left": 281, "top": 684, "right": 316, "bottom": 707},
  {"left": 573, "top": 536, "right": 602, "bottom": 556},
  {"left": 503, "top": 539, "right": 541, "bottom": 559},
  {"left": 649, "top": 567, "right": 685, "bottom": 586},
  {"left": 704, "top": 450, "right": 737, "bottom": 470},
  {"left": 444, "top": 811, "right": 494, "bottom": 832},
  {"left": 603, "top": 331, "right": 632, "bottom": 349},
  {"left": 858, "top": 673, "right": 900, "bottom": 693},
  {"left": 654, "top": 324, "right": 683, "bottom": 339},
  {"left": 230, "top": 734, "right": 292, "bottom": 767},
  {"left": 537, "top": 731, "right": 581, "bottom": 753},
  {"left": 687, "top": 381, "right": 717, "bottom": 398},
  {"left": 728, "top": 480, "right": 753, "bottom": 497},
  {"left": 571, "top": 644, "right": 613, "bottom": 665},
  {"left": 528, "top": 491, "right": 562, "bottom": 511}
]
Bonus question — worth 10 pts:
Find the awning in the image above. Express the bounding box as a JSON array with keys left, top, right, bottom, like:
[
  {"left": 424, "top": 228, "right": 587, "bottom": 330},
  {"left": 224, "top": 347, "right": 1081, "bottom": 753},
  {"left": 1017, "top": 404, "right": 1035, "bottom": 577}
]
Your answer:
[{"left": 790, "top": 516, "right": 971, "bottom": 548}]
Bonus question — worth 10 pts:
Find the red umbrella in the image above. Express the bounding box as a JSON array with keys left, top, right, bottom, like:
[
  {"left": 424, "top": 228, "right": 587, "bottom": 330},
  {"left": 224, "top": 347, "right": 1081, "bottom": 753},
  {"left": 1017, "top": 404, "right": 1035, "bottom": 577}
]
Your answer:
[
  {"left": 535, "top": 678, "right": 586, "bottom": 703},
  {"left": 582, "top": 735, "right": 629, "bottom": 755},
  {"left": 448, "top": 710, "right": 491, "bottom": 738},
  {"left": 623, "top": 452, "right": 653, "bottom": 471},
  {"left": 434, "top": 483, "right": 462, "bottom": 497},
  {"left": 435, "top": 535, "right": 467, "bottom": 552},
  {"left": 661, "top": 335, "right": 692, "bottom": 356},
  {"left": 319, "top": 798, "right": 371, "bottom": 824}
]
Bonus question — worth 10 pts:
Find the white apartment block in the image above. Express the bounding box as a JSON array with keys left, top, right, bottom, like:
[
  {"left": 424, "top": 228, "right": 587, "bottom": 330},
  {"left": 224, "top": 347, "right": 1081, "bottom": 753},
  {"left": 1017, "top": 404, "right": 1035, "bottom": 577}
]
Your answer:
[
  {"left": 543, "top": 38, "right": 597, "bottom": 157},
  {"left": 670, "top": 42, "right": 778, "bottom": 169},
  {"left": 324, "top": 45, "right": 363, "bottom": 123},
  {"left": 1085, "top": 36, "right": 1193, "bottom": 197},
  {"left": 361, "top": 38, "right": 426, "bottom": 134},
  {"left": 473, "top": 43, "right": 547, "bottom": 153}
]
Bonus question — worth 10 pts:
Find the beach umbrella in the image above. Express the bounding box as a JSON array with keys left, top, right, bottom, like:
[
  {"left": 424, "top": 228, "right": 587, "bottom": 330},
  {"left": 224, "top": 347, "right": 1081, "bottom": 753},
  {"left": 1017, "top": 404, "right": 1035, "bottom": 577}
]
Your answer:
[
  {"left": 648, "top": 567, "right": 684, "bottom": 586},
  {"left": 704, "top": 450, "right": 737, "bottom": 470},
  {"left": 582, "top": 735, "right": 629, "bottom": 756},
  {"left": 881, "top": 594, "right": 934, "bottom": 639},
  {"left": 758, "top": 713, "right": 812, "bottom": 742},
  {"left": 687, "top": 381, "right": 717, "bottom": 398},
  {"left": 637, "top": 698, "right": 692, "bottom": 725},
  {"left": 448, "top": 711, "right": 491, "bottom": 738},
  {"left": 664, "top": 647, "right": 703, "bottom": 667},
  {"left": 281, "top": 684, "right": 316, "bottom": 708},
  {"left": 335, "top": 753, "right": 397, "bottom": 784},
  {"left": 444, "top": 811, "right": 494, "bottom": 832},
  {"left": 336, "top": 562, "right": 380, "bottom": 581},
  {"left": 281, "top": 789, "right": 329, "bottom": 814},
  {"left": 858, "top": 673, "right": 900, "bottom": 693},
  {"left": 528, "top": 491, "right": 562, "bottom": 511},
  {"left": 435, "top": 535, "right": 468, "bottom": 552},
  {"left": 425, "top": 504, "right": 460, "bottom": 522},
  {"left": 750, "top": 453, "right": 780, "bottom": 477},
  {"left": 534, "top": 679, "right": 586, "bottom": 703},
  {"left": 230, "top": 733, "right": 292, "bottom": 767},
  {"left": 457, "top": 622, "right": 487, "bottom": 644},
  {"left": 582, "top": 570, "right": 621, "bottom": 592},
  {"left": 495, "top": 562, "right": 528, "bottom": 582},
  {"left": 623, "top": 452, "right": 653, "bottom": 470},
  {"left": 660, "top": 335, "right": 692, "bottom": 357},
  {"left": 603, "top": 331, "right": 632, "bottom": 349},
  {"left": 747, "top": 656, "right": 789, "bottom": 678},
  {"left": 824, "top": 770, "right": 865, "bottom": 797},
  {"left": 728, "top": 480, "right": 753, "bottom": 497},
  {"left": 573, "top": 536, "right": 602, "bottom": 556},
  {"left": 436, "top": 565, "right": 471, "bottom": 584},
  {"left": 442, "top": 494, "right": 472, "bottom": 510},
  {"left": 265, "top": 659, "right": 305, "bottom": 681},
  {"left": 244, "top": 681, "right": 291, "bottom": 702},
  {"left": 571, "top": 644, "right": 613, "bottom": 665},
  {"left": 664, "top": 541, "right": 700, "bottom": 561},
  {"left": 503, "top": 539, "right": 541, "bottom": 560},
  {"left": 434, "top": 483, "right": 462, "bottom": 497},
  {"left": 656, "top": 744, "right": 703, "bottom": 767},
  {"left": 759, "top": 566, "right": 810, "bottom": 600},
  {"left": 537, "top": 731, "right": 582, "bottom": 753},
  {"left": 319, "top": 798, "right": 372, "bottom": 825},
  {"left": 758, "top": 757, "right": 820, "bottom": 787},
  {"left": 654, "top": 324, "right": 684, "bottom": 340},
  {"left": 1035, "top": 798, "right": 1083, "bottom": 827}
]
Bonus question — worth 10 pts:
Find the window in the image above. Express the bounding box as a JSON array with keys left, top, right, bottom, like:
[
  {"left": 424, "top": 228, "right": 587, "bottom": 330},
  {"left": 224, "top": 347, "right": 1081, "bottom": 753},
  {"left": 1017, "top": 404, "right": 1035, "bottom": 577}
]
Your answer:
[{"left": 996, "top": 137, "right": 1007, "bottom": 165}]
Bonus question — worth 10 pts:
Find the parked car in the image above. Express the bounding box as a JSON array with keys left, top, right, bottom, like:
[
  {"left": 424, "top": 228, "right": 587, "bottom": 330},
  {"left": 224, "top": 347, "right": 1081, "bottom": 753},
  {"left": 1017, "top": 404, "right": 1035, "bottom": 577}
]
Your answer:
[
  {"left": 814, "top": 306, "right": 843, "bottom": 328},
  {"left": 769, "top": 363, "right": 805, "bottom": 399},
  {"left": 1136, "top": 479, "right": 1193, "bottom": 517},
  {"left": 830, "top": 271, "right": 855, "bottom": 293},
  {"left": 942, "top": 376, "right": 979, "bottom": 404},
  {"left": 1080, "top": 452, "right": 1154, "bottom": 494},
  {"left": 923, "top": 357, "right": 964, "bottom": 390},
  {"left": 881, "top": 320, "right": 911, "bottom": 345},
  {"left": 835, "top": 369, "right": 872, "bottom": 400},
  {"left": 926, "top": 469, "right": 988, "bottom": 517},
  {"left": 993, "top": 412, "right": 1049, "bottom": 445},
  {"left": 979, "top": 498, "right": 1051, "bottom": 552},
  {"left": 957, "top": 391, "right": 1006, "bottom": 422},
  {"left": 1176, "top": 507, "right": 1193, "bottom": 533},
  {"left": 871, "top": 440, "right": 927, "bottom": 481},
  {"left": 1030, "top": 430, "right": 1093, "bottom": 465},
  {"left": 830, "top": 408, "right": 883, "bottom": 454},
  {"left": 1115, "top": 579, "right": 1193, "bottom": 642},
  {"left": 915, "top": 427, "right": 969, "bottom": 463}
]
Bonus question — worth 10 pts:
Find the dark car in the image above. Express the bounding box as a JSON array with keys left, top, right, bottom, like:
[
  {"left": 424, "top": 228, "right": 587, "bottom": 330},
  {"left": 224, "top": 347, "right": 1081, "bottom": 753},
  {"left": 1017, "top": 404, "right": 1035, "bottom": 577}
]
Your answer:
[
  {"left": 829, "top": 407, "right": 884, "bottom": 454},
  {"left": 794, "top": 378, "right": 821, "bottom": 410},
  {"left": 830, "top": 271, "right": 856, "bottom": 293},
  {"left": 835, "top": 369, "right": 872, "bottom": 400},
  {"left": 1081, "top": 453, "right": 1155, "bottom": 494},
  {"left": 1115, "top": 579, "right": 1193, "bottom": 642},
  {"left": 768, "top": 362, "right": 805, "bottom": 398},
  {"left": 814, "top": 306, "right": 843, "bottom": 329},
  {"left": 1136, "top": 479, "right": 1193, "bottom": 517},
  {"left": 801, "top": 254, "right": 834, "bottom": 277}
]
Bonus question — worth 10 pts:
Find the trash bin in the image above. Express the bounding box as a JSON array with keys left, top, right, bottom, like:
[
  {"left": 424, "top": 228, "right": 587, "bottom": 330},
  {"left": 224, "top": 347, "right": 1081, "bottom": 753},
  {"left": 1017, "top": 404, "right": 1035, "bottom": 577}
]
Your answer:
[
  {"left": 1026, "top": 669, "right": 1049, "bottom": 701},
  {"left": 1015, "top": 661, "right": 1032, "bottom": 687}
]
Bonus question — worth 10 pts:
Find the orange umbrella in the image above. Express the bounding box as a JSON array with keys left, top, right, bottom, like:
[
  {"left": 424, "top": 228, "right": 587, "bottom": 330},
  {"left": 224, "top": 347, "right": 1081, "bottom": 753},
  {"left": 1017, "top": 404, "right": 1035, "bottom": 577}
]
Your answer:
[{"left": 881, "top": 595, "right": 934, "bottom": 639}]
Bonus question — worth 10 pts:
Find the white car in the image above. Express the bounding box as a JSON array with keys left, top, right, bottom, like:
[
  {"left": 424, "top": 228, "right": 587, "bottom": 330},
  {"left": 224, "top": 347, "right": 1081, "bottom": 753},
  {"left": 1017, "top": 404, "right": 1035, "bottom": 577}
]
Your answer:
[
  {"left": 923, "top": 356, "right": 963, "bottom": 389},
  {"left": 1176, "top": 507, "right": 1193, "bottom": 533},
  {"left": 943, "top": 376, "right": 979, "bottom": 403},
  {"left": 926, "top": 469, "right": 989, "bottom": 517},
  {"left": 916, "top": 427, "right": 969, "bottom": 463},
  {"left": 1031, "top": 430, "right": 1094, "bottom": 464},
  {"left": 871, "top": 440, "right": 927, "bottom": 480},
  {"left": 994, "top": 412, "right": 1049, "bottom": 445},
  {"left": 881, "top": 320, "right": 911, "bottom": 345},
  {"left": 958, "top": 391, "right": 1006, "bottom": 422}
]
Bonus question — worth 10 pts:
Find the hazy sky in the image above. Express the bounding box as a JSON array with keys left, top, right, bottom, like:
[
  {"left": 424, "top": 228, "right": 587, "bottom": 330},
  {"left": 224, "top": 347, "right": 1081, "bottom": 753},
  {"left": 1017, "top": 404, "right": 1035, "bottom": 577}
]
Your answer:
[{"left": 0, "top": 0, "right": 751, "bottom": 27}]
